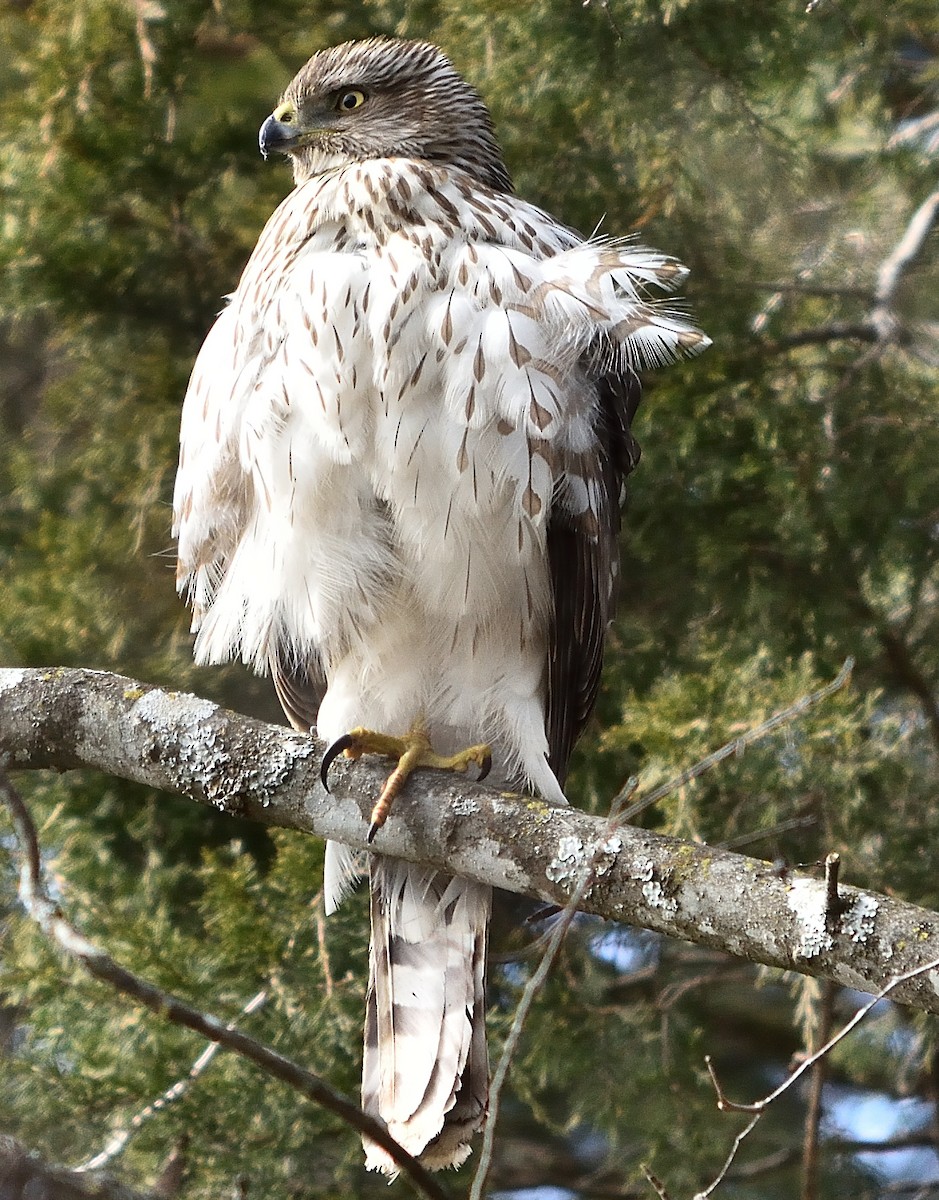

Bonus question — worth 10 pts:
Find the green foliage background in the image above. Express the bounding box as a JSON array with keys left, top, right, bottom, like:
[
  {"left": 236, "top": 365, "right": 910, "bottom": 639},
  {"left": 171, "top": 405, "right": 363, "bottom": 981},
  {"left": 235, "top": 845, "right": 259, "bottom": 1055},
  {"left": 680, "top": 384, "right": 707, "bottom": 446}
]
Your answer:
[{"left": 1, "top": 0, "right": 937, "bottom": 1196}]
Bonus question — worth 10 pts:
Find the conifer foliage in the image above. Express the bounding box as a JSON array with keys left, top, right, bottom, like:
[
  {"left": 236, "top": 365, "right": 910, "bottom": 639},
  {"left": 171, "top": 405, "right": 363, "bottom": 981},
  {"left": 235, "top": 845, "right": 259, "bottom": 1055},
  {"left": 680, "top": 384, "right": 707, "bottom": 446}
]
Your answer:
[{"left": 1, "top": 2, "right": 937, "bottom": 1196}]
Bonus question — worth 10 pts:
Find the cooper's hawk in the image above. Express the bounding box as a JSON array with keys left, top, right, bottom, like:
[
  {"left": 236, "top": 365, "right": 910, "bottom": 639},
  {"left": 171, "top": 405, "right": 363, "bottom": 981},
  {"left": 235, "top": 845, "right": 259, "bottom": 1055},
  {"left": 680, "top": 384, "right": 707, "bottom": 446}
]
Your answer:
[{"left": 173, "top": 37, "right": 708, "bottom": 1173}]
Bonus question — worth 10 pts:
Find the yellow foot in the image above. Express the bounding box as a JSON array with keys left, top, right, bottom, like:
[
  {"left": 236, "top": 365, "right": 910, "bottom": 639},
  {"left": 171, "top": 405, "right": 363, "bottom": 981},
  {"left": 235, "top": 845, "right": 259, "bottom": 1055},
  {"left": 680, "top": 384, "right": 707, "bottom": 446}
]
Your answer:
[{"left": 320, "top": 724, "right": 492, "bottom": 842}]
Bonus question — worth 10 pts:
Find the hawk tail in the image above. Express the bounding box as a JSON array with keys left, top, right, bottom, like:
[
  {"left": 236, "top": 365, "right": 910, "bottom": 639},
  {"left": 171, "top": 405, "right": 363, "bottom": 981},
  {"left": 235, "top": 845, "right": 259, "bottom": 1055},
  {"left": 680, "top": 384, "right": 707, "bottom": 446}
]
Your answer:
[{"left": 362, "top": 859, "right": 490, "bottom": 1173}]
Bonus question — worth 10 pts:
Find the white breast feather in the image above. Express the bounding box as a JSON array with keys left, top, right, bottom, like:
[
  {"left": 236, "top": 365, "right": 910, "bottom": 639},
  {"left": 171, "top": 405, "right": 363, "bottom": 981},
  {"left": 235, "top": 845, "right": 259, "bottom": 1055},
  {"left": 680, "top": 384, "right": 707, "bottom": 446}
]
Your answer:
[{"left": 173, "top": 159, "right": 709, "bottom": 797}]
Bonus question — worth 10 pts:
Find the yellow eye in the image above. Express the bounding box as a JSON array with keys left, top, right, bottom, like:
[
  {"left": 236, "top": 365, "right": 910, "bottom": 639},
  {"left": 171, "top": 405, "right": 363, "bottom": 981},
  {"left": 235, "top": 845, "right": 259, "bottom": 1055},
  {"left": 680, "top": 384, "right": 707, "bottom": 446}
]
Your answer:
[{"left": 336, "top": 90, "right": 366, "bottom": 112}]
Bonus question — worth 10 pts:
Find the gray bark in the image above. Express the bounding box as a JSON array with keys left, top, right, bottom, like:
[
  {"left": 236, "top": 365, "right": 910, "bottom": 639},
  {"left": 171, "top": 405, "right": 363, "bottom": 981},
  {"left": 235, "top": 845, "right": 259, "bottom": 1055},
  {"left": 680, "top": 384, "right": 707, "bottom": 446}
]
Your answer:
[{"left": 3, "top": 666, "right": 939, "bottom": 1014}]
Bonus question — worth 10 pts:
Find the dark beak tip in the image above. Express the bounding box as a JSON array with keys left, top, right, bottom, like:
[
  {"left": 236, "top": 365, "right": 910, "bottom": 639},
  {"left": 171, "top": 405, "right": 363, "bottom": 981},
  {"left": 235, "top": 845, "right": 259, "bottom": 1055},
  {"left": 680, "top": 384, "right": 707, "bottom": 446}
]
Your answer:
[{"left": 258, "top": 113, "right": 293, "bottom": 160}]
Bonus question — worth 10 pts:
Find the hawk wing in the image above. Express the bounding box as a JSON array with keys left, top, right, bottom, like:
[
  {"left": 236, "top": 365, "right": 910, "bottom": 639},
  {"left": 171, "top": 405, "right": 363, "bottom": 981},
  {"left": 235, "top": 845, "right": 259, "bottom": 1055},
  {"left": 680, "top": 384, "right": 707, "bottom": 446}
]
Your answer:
[
  {"left": 174, "top": 157, "right": 709, "bottom": 1175},
  {"left": 546, "top": 368, "right": 642, "bottom": 785}
]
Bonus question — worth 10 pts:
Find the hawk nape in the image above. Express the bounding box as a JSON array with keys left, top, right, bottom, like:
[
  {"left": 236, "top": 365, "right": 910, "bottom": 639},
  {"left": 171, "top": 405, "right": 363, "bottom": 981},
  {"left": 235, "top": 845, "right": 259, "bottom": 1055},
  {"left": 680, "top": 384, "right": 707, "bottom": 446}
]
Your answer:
[{"left": 173, "top": 36, "right": 708, "bottom": 1174}]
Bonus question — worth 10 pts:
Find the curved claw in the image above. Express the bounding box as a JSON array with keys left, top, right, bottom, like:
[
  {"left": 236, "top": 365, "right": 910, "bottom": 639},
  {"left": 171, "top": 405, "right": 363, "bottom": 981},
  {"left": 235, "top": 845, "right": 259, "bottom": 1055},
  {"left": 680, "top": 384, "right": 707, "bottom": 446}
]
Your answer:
[
  {"left": 320, "top": 733, "right": 357, "bottom": 792},
  {"left": 477, "top": 752, "right": 492, "bottom": 783}
]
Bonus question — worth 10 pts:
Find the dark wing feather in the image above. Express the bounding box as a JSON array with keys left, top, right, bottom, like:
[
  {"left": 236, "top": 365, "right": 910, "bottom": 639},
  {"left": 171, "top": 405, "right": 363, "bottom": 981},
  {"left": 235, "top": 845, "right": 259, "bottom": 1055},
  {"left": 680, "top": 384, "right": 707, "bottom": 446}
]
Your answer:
[
  {"left": 270, "top": 652, "right": 325, "bottom": 733},
  {"left": 546, "top": 369, "right": 642, "bottom": 786}
]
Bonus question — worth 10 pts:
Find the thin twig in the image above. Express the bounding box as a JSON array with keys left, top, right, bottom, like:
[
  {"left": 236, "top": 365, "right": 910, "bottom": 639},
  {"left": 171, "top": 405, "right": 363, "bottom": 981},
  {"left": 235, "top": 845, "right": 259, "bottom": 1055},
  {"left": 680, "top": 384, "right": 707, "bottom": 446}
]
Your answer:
[
  {"left": 826, "top": 1133, "right": 939, "bottom": 1153},
  {"left": 712, "top": 951, "right": 939, "bottom": 1111},
  {"left": 743, "top": 281, "right": 874, "bottom": 299},
  {"left": 656, "top": 967, "right": 751, "bottom": 1012},
  {"left": 823, "top": 852, "right": 841, "bottom": 930},
  {"left": 763, "top": 322, "right": 886, "bottom": 352},
  {"left": 314, "top": 897, "right": 335, "bottom": 999},
  {"left": 581, "top": 0, "right": 625, "bottom": 41},
  {"left": 0, "top": 1134, "right": 156, "bottom": 1200},
  {"left": 77, "top": 990, "right": 269, "bottom": 1171},
  {"left": 874, "top": 187, "right": 939, "bottom": 310},
  {"left": 725, "top": 1146, "right": 796, "bottom": 1178},
  {"left": 132, "top": 0, "right": 158, "bottom": 98},
  {"left": 760, "top": 188, "right": 939, "bottom": 354},
  {"left": 643, "top": 1165, "right": 672, "bottom": 1199},
  {"left": 695, "top": 953, "right": 939, "bottom": 1195},
  {"left": 718, "top": 814, "right": 816, "bottom": 851},
  {"left": 0, "top": 766, "right": 448, "bottom": 1200},
  {"left": 800, "top": 980, "right": 835, "bottom": 1200},
  {"left": 693, "top": 1114, "right": 763, "bottom": 1199},
  {"left": 613, "top": 658, "right": 854, "bottom": 820},
  {"left": 888, "top": 112, "right": 939, "bottom": 149},
  {"left": 468, "top": 784, "right": 637, "bottom": 1200}
]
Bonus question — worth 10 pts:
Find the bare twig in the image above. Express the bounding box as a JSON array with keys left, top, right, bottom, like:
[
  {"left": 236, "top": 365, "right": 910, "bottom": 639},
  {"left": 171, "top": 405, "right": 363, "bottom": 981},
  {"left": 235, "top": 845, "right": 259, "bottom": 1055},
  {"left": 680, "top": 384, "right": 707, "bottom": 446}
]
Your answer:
[
  {"left": 656, "top": 967, "right": 751, "bottom": 1012},
  {"left": 888, "top": 112, "right": 939, "bottom": 149},
  {"left": 132, "top": 0, "right": 158, "bottom": 98},
  {"left": 827, "top": 1133, "right": 939, "bottom": 1153},
  {"left": 694, "top": 1113, "right": 763, "bottom": 1199},
  {"left": 758, "top": 187, "right": 939, "bottom": 356},
  {"left": 0, "top": 766, "right": 448, "bottom": 1200},
  {"left": 614, "top": 657, "right": 854, "bottom": 820},
  {"left": 823, "top": 852, "right": 841, "bottom": 930},
  {"left": 468, "top": 785, "right": 637, "bottom": 1200},
  {"left": 763, "top": 322, "right": 889, "bottom": 353},
  {"left": 643, "top": 1165, "right": 672, "bottom": 1199},
  {"left": 697, "top": 953, "right": 939, "bottom": 1194},
  {"left": 744, "top": 281, "right": 874, "bottom": 300},
  {"left": 77, "top": 990, "right": 269, "bottom": 1172},
  {"left": 873, "top": 187, "right": 939, "bottom": 312},
  {"left": 719, "top": 813, "right": 817, "bottom": 851},
  {"left": 800, "top": 980, "right": 835, "bottom": 1200},
  {"left": 581, "top": 0, "right": 625, "bottom": 41},
  {"left": 314, "top": 900, "right": 334, "bottom": 998},
  {"left": 725, "top": 1146, "right": 796, "bottom": 1178}
]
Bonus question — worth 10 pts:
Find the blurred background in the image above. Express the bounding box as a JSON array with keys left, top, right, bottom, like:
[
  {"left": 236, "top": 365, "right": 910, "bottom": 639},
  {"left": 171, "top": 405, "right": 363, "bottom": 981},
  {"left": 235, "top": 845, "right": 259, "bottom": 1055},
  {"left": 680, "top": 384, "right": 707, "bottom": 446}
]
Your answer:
[{"left": 1, "top": 1, "right": 938, "bottom": 1196}]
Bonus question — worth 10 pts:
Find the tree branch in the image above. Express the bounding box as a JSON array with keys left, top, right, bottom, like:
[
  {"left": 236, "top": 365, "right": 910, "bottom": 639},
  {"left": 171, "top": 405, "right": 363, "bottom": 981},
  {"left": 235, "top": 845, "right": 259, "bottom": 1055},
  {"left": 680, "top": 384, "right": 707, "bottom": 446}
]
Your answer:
[
  {"left": 762, "top": 321, "right": 897, "bottom": 353},
  {"left": 0, "top": 766, "right": 449, "bottom": 1200},
  {"left": 873, "top": 186, "right": 939, "bottom": 312},
  {"left": 697, "top": 951, "right": 939, "bottom": 1195},
  {"left": 77, "top": 990, "right": 269, "bottom": 1172},
  {"left": 758, "top": 186, "right": 939, "bottom": 355},
  {"left": 743, "top": 282, "right": 874, "bottom": 300},
  {"left": 5, "top": 667, "right": 939, "bottom": 1015},
  {"left": 0, "top": 1134, "right": 155, "bottom": 1200},
  {"left": 800, "top": 979, "right": 835, "bottom": 1200}
]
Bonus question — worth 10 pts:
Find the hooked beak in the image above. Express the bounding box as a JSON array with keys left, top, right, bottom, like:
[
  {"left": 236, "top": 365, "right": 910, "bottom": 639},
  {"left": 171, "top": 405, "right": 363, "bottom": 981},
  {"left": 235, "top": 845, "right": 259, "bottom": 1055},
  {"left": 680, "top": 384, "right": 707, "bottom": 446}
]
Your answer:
[{"left": 259, "top": 113, "right": 300, "bottom": 159}]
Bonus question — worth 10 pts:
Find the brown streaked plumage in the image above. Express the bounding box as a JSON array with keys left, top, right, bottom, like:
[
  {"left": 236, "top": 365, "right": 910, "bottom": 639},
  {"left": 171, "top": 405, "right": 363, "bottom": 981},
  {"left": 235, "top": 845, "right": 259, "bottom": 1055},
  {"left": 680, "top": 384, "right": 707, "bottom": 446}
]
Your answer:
[
  {"left": 174, "top": 36, "right": 708, "bottom": 1174},
  {"left": 261, "top": 38, "right": 511, "bottom": 193}
]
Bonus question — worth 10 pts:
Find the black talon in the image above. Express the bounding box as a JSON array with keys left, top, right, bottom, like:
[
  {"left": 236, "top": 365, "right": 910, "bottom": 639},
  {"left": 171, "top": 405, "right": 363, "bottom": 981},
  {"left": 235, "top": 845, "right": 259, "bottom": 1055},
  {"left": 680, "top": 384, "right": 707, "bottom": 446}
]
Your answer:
[
  {"left": 477, "top": 752, "right": 492, "bottom": 783},
  {"left": 321, "top": 733, "right": 357, "bottom": 791},
  {"left": 367, "top": 821, "right": 380, "bottom": 844}
]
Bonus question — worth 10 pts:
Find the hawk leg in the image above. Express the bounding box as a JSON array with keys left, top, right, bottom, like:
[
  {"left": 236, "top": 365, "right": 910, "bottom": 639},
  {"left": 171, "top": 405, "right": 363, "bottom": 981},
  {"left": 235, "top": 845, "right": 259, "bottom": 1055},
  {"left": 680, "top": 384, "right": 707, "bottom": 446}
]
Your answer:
[{"left": 321, "top": 721, "right": 492, "bottom": 842}]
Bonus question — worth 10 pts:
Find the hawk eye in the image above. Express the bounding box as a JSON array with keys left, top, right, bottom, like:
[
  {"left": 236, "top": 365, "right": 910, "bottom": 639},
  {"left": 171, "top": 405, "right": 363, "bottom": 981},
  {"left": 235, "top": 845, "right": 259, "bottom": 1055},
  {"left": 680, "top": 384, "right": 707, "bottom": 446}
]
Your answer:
[{"left": 337, "top": 90, "right": 367, "bottom": 112}]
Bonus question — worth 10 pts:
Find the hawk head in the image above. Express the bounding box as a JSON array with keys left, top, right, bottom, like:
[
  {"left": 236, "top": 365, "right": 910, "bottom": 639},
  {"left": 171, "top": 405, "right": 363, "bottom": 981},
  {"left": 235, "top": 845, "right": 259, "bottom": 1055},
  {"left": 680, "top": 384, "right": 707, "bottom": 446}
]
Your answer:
[{"left": 258, "top": 37, "right": 512, "bottom": 193}]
